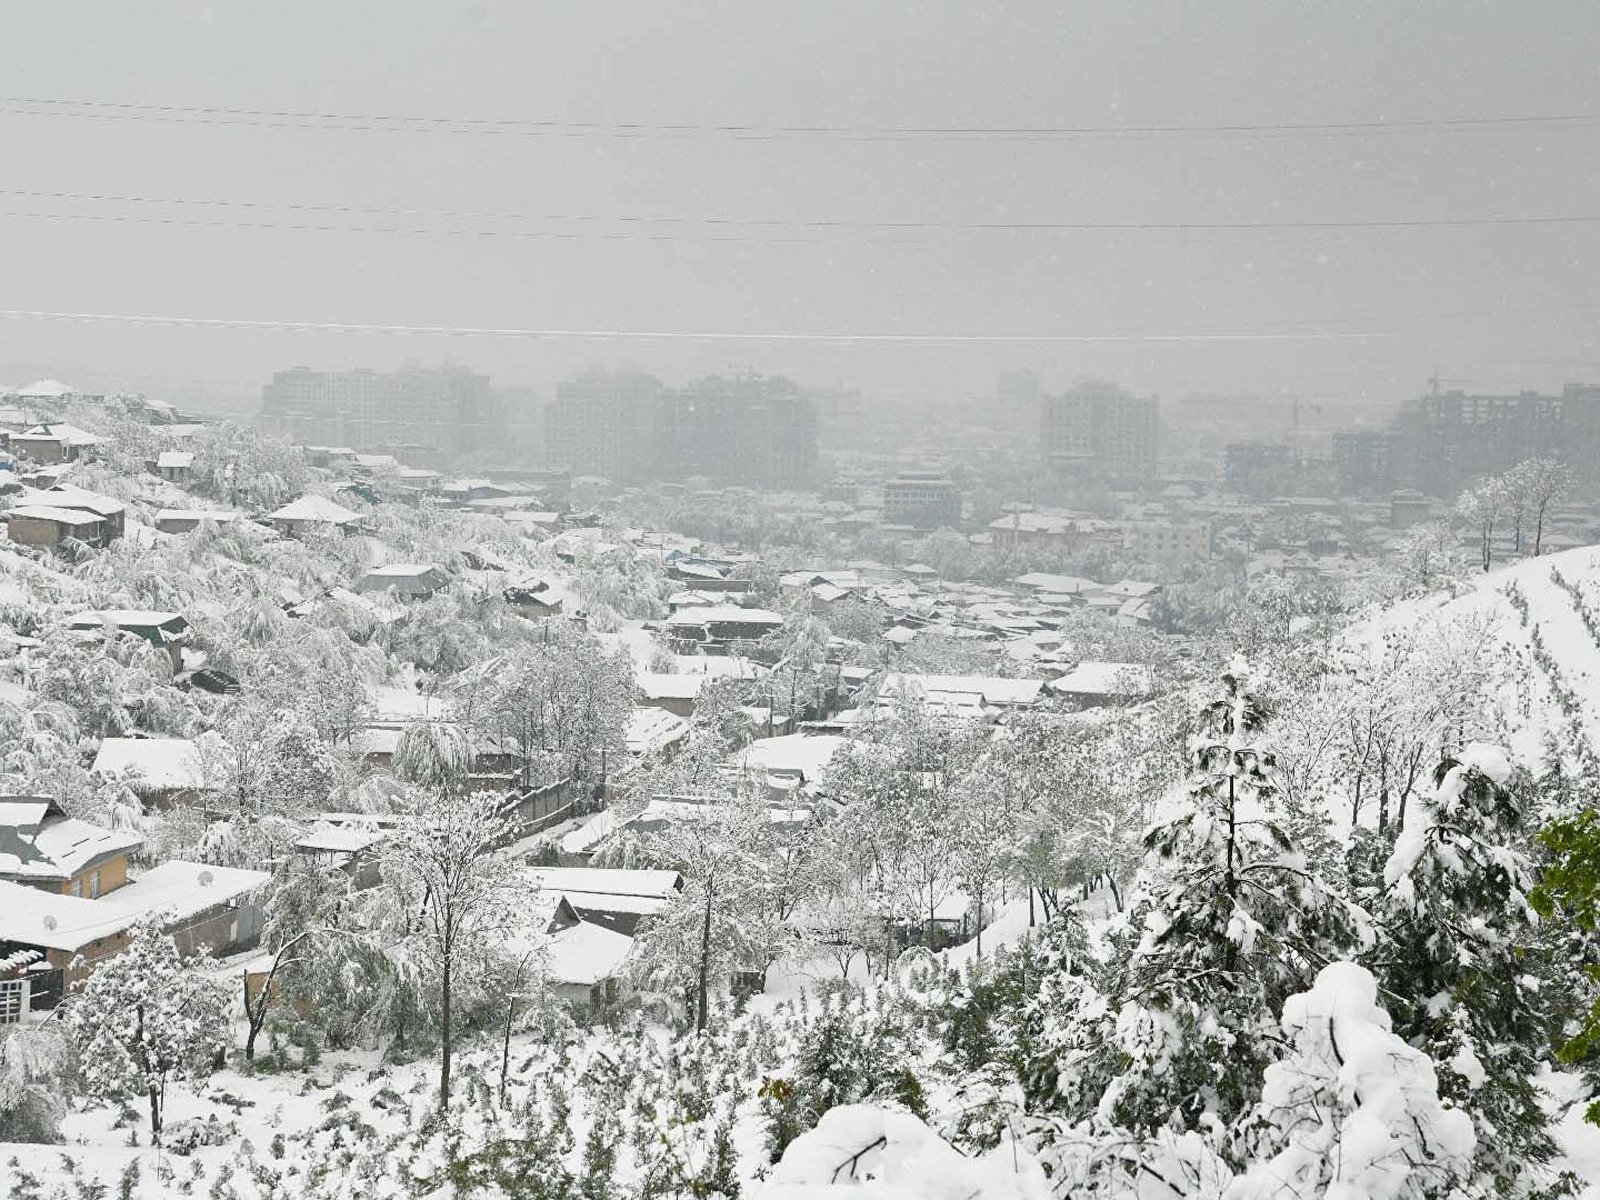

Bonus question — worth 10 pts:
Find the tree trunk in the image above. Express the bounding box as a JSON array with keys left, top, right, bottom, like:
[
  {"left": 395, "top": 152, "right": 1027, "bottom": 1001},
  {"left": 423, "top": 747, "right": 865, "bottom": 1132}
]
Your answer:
[
  {"left": 696, "top": 885, "right": 713, "bottom": 1033},
  {"left": 149, "top": 1083, "right": 162, "bottom": 1145},
  {"left": 244, "top": 972, "right": 264, "bottom": 1063},
  {"left": 440, "top": 938, "right": 453, "bottom": 1111},
  {"left": 500, "top": 994, "right": 515, "bottom": 1106}
]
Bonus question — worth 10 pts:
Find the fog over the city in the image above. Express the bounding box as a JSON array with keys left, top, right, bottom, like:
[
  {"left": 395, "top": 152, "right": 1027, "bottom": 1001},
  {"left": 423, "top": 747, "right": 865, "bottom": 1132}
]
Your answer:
[
  {"left": 4, "top": 1, "right": 1600, "bottom": 413},
  {"left": 11, "top": 7, "right": 1600, "bottom": 1199}
]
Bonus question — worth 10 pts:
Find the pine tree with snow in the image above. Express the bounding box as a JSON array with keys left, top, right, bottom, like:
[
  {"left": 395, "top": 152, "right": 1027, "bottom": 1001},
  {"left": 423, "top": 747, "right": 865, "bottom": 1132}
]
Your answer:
[
  {"left": 1378, "top": 746, "right": 1565, "bottom": 1194},
  {"left": 67, "top": 919, "right": 231, "bottom": 1145},
  {"left": 1231, "top": 961, "right": 1477, "bottom": 1200},
  {"left": 1092, "top": 657, "right": 1366, "bottom": 1145}
]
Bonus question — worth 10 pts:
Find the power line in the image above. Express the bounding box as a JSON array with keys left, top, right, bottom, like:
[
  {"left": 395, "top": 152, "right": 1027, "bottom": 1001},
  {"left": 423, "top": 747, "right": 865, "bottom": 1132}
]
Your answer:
[
  {"left": 0, "top": 309, "right": 1387, "bottom": 343},
  {"left": 4, "top": 95, "right": 1600, "bottom": 140},
  {"left": 3, "top": 201, "right": 1600, "bottom": 241}
]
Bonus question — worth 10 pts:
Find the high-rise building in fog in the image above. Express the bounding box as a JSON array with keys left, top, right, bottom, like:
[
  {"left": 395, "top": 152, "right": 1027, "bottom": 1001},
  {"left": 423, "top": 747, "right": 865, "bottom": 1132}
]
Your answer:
[
  {"left": 545, "top": 370, "right": 817, "bottom": 489},
  {"left": 260, "top": 364, "right": 504, "bottom": 463},
  {"left": 1336, "top": 384, "right": 1600, "bottom": 498},
  {"left": 544, "top": 369, "right": 663, "bottom": 483},
  {"left": 657, "top": 374, "right": 817, "bottom": 489},
  {"left": 1040, "top": 383, "right": 1159, "bottom": 479},
  {"left": 882, "top": 471, "right": 961, "bottom": 529}
]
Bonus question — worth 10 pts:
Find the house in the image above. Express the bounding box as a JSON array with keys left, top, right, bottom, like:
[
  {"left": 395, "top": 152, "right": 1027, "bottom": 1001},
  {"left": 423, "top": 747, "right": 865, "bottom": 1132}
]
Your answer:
[
  {"left": 543, "top": 920, "right": 637, "bottom": 1016},
  {"left": 728, "top": 732, "right": 846, "bottom": 793},
  {"left": 5, "top": 504, "right": 109, "bottom": 549},
  {"left": 295, "top": 813, "right": 398, "bottom": 890},
  {"left": 1050, "top": 661, "right": 1156, "bottom": 707},
  {"left": 635, "top": 673, "right": 706, "bottom": 718},
  {"left": 525, "top": 867, "right": 684, "bottom": 938},
  {"left": 0, "top": 797, "right": 143, "bottom": 898},
  {"left": 155, "top": 508, "right": 242, "bottom": 534},
  {"left": 90, "top": 737, "right": 210, "bottom": 808},
  {"left": 8, "top": 423, "right": 101, "bottom": 464},
  {"left": 876, "top": 673, "right": 1046, "bottom": 712},
  {"left": 0, "top": 879, "right": 139, "bottom": 994},
  {"left": 155, "top": 450, "right": 195, "bottom": 483},
  {"left": 354, "top": 563, "right": 450, "bottom": 598},
  {"left": 111, "top": 861, "right": 270, "bottom": 958},
  {"left": 265, "top": 494, "right": 363, "bottom": 536},
  {"left": 626, "top": 706, "right": 690, "bottom": 759},
  {"left": 504, "top": 578, "right": 575, "bottom": 620},
  {"left": 68, "top": 610, "right": 189, "bottom": 671},
  {"left": 37, "top": 484, "right": 126, "bottom": 539},
  {"left": 665, "top": 605, "right": 785, "bottom": 652}
]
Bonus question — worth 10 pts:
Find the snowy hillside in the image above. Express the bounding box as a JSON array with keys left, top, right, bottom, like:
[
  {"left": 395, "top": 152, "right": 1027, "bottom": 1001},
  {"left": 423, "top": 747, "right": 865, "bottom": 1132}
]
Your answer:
[{"left": 1341, "top": 545, "right": 1600, "bottom": 767}]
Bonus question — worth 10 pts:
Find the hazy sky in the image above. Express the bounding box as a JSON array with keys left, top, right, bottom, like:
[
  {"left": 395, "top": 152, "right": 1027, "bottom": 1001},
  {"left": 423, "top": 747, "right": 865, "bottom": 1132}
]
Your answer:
[{"left": 3, "top": 1, "right": 1600, "bottom": 412}]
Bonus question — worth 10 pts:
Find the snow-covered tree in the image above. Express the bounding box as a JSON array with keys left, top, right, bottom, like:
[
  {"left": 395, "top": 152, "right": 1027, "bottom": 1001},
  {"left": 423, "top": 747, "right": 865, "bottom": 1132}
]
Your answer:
[
  {"left": 1095, "top": 658, "right": 1366, "bottom": 1144},
  {"left": 1231, "top": 961, "right": 1477, "bottom": 1200},
  {"left": 67, "top": 920, "right": 231, "bottom": 1144},
  {"left": 1378, "top": 745, "right": 1561, "bottom": 1193},
  {"left": 0, "top": 1019, "right": 70, "bottom": 1143},
  {"left": 633, "top": 780, "right": 789, "bottom": 1030},
  {"left": 1456, "top": 477, "right": 1512, "bottom": 572},
  {"left": 823, "top": 702, "right": 987, "bottom": 949},
  {"left": 380, "top": 787, "right": 518, "bottom": 1110}
]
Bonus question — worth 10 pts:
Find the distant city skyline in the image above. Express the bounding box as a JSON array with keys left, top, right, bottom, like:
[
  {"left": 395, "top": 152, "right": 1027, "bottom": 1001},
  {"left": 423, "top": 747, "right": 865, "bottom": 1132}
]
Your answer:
[{"left": 3, "top": 2, "right": 1600, "bottom": 408}]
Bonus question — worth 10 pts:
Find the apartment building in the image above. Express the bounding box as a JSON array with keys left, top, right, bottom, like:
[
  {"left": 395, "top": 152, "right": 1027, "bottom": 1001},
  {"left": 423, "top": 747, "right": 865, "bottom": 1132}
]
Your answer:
[
  {"left": 882, "top": 471, "right": 961, "bottom": 528},
  {"left": 544, "top": 370, "right": 663, "bottom": 483},
  {"left": 1041, "top": 384, "right": 1159, "bottom": 479},
  {"left": 1124, "top": 518, "right": 1211, "bottom": 566},
  {"left": 546, "top": 371, "right": 818, "bottom": 489},
  {"left": 261, "top": 365, "right": 505, "bottom": 463}
]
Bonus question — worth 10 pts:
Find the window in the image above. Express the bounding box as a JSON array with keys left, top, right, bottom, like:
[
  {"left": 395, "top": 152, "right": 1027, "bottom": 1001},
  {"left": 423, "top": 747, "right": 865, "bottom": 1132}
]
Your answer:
[
  {"left": 70, "top": 878, "right": 81, "bottom": 898},
  {"left": 0, "top": 979, "right": 26, "bottom": 1025},
  {"left": 90, "top": 870, "right": 101, "bottom": 900}
]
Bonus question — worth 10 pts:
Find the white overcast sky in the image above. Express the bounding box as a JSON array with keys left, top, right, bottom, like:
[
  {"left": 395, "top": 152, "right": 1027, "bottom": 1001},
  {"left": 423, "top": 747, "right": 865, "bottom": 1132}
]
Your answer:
[{"left": 2, "top": 1, "right": 1599, "bottom": 410}]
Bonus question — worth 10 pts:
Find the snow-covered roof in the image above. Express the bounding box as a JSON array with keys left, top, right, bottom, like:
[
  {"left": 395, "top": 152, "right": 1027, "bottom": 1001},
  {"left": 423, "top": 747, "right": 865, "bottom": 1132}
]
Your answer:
[
  {"left": 15, "top": 422, "right": 100, "bottom": 446},
  {"left": 0, "top": 879, "right": 140, "bottom": 951},
  {"left": 295, "top": 818, "right": 390, "bottom": 855},
  {"left": 363, "top": 562, "right": 444, "bottom": 578},
  {"left": 0, "top": 808, "right": 143, "bottom": 882},
  {"left": 666, "top": 605, "right": 784, "bottom": 627},
  {"left": 37, "top": 484, "right": 124, "bottom": 516},
  {"left": 878, "top": 673, "right": 1044, "bottom": 707},
  {"left": 1050, "top": 661, "right": 1156, "bottom": 697},
  {"left": 5, "top": 504, "right": 104, "bottom": 527},
  {"left": 635, "top": 672, "right": 706, "bottom": 701},
  {"left": 91, "top": 738, "right": 208, "bottom": 791},
  {"left": 156, "top": 450, "right": 195, "bottom": 469},
  {"left": 15, "top": 379, "right": 71, "bottom": 398},
  {"left": 70, "top": 610, "right": 186, "bottom": 632},
  {"left": 729, "top": 733, "right": 846, "bottom": 782},
  {"left": 545, "top": 920, "right": 635, "bottom": 987},
  {"left": 626, "top": 707, "right": 690, "bottom": 755},
  {"left": 1013, "top": 572, "right": 1102, "bottom": 594},
  {"left": 114, "top": 860, "right": 271, "bottom": 923},
  {"left": 267, "top": 495, "right": 362, "bottom": 525},
  {"left": 155, "top": 509, "right": 240, "bottom": 524}
]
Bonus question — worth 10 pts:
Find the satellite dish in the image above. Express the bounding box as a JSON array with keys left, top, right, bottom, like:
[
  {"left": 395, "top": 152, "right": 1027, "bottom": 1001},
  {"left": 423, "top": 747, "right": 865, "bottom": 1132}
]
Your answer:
[
  {"left": 42, "top": 915, "right": 57, "bottom": 931},
  {"left": 197, "top": 869, "right": 215, "bottom": 887}
]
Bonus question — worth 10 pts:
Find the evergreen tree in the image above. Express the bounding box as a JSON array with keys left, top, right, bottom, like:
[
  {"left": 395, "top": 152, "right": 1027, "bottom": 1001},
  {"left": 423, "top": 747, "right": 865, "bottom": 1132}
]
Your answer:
[
  {"left": 1232, "top": 961, "right": 1477, "bottom": 1200},
  {"left": 1090, "top": 658, "right": 1365, "bottom": 1146},
  {"left": 1378, "top": 745, "right": 1563, "bottom": 1195}
]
